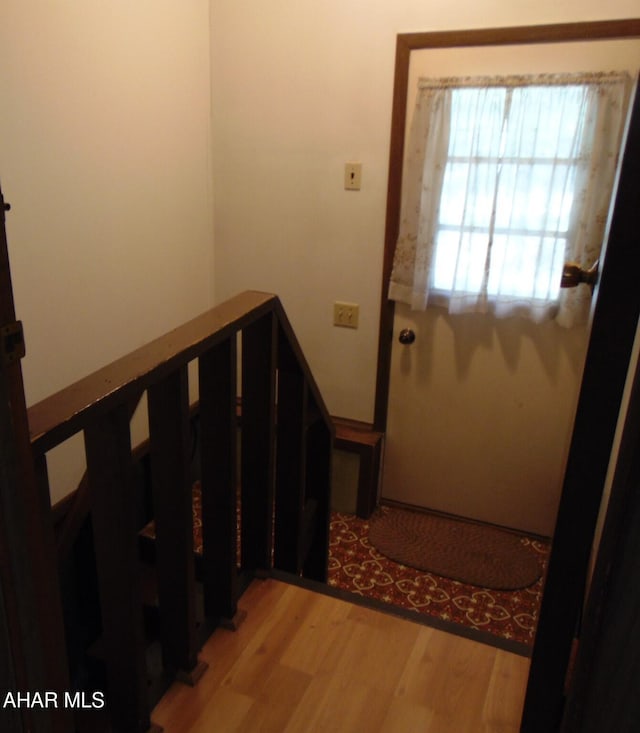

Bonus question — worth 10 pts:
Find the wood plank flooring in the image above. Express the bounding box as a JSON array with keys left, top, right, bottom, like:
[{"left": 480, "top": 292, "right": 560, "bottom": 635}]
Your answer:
[{"left": 152, "top": 578, "right": 529, "bottom": 732}]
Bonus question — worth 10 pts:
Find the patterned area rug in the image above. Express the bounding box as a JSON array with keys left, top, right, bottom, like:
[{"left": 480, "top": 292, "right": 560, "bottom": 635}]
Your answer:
[{"left": 328, "top": 507, "right": 549, "bottom": 649}]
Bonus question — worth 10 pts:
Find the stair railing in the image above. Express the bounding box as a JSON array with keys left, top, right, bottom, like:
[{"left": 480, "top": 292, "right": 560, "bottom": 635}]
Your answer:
[{"left": 28, "top": 290, "right": 333, "bottom": 733}]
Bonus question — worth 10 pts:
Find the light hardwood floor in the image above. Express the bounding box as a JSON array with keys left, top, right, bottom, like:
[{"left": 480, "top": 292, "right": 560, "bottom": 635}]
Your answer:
[{"left": 152, "top": 579, "right": 529, "bottom": 732}]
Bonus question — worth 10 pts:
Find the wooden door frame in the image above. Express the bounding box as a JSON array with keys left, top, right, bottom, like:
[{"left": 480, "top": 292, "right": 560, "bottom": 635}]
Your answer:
[
  {"left": 373, "top": 20, "right": 640, "bottom": 732},
  {"left": 0, "top": 187, "right": 72, "bottom": 732},
  {"left": 559, "top": 284, "right": 640, "bottom": 732},
  {"left": 523, "top": 73, "right": 640, "bottom": 732}
]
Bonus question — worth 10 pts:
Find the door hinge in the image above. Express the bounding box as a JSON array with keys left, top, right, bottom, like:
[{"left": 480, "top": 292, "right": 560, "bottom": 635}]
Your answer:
[{"left": 1, "top": 321, "right": 26, "bottom": 367}]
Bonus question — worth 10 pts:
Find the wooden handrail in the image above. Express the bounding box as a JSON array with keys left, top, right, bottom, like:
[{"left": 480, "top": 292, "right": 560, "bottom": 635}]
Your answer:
[
  {"left": 28, "top": 290, "right": 333, "bottom": 733},
  {"left": 30, "top": 290, "right": 333, "bottom": 451},
  {"left": 29, "top": 291, "right": 275, "bottom": 452}
]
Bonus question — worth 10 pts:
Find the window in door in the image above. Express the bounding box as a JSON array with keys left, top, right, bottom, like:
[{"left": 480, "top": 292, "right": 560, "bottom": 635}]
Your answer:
[{"left": 389, "top": 73, "right": 631, "bottom": 325}]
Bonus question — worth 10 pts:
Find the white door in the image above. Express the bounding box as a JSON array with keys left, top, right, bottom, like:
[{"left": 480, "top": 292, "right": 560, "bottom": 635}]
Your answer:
[
  {"left": 381, "top": 303, "right": 590, "bottom": 537},
  {"left": 380, "top": 42, "right": 638, "bottom": 538}
]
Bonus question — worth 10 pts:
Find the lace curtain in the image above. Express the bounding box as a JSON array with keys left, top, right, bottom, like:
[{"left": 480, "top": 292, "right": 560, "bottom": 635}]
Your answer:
[{"left": 388, "top": 72, "right": 632, "bottom": 326}]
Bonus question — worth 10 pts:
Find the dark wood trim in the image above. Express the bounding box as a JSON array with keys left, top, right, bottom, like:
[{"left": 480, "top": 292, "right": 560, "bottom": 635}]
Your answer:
[
  {"left": 560, "top": 324, "right": 640, "bottom": 731},
  {"left": 0, "top": 580, "right": 22, "bottom": 733},
  {"left": 28, "top": 290, "right": 276, "bottom": 453},
  {"left": 373, "top": 32, "right": 411, "bottom": 431},
  {"left": 399, "top": 20, "right": 640, "bottom": 51},
  {"left": 373, "top": 17, "right": 640, "bottom": 430},
  {"left": 33, "top": 291, "right": 333, "bottom": 473},
  {"left": 0, "top": 185, "right": 73, "bottom": 733}
]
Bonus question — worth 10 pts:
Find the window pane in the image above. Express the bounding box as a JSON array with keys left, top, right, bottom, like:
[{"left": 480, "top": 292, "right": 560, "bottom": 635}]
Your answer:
[
  {"left": 430, "top": 81, "right": 592, "bottom": 307},
  {"left": 433, "top": 229, "right": 488, "bottom": 293},
  {"left": 496, "top": 162, "right": 576, "bottom": 232},
  {"left": 439, "top": 162, "right": 498, "bottom": 229},
  {"left": 487, "top": 234, "right": 564, "bottom": 300},
  {"left": 433, "top": 83, "right": 588, "bottom": 305},
  {"left": 505, "top": 85, "right": 588, "bottom": 159},
  {"left": 449, "top": 88, "right": 505, "bottom": 158}
]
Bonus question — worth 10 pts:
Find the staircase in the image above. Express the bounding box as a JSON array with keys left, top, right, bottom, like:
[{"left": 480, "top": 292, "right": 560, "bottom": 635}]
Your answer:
[{"left": 28, "top": 291, "right": 333, "bottom": 733}]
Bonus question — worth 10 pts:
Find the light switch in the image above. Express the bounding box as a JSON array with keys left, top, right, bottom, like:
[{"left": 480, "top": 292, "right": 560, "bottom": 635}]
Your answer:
[{"left": 344, "top": 163, "right": 362, "bottom": 191}]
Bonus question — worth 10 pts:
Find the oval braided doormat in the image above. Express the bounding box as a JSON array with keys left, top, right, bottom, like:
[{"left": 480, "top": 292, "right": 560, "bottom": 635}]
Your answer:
[{"left": 369, "top": 507, "right": 542, "bottom": 590}]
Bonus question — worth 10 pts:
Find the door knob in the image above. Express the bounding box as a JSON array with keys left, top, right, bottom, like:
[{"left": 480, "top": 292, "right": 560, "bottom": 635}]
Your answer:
[
  {"left": 399, "top": 328, "right": 416, "bottom": 345},
  {"left": 561, "top": 260, "right": 599, "bottom": 290}
]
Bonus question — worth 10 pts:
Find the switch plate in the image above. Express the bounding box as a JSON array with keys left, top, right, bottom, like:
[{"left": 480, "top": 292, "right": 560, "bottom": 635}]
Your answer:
[
  {"left": 333, "top": 302, "right": 359, "bottom": 329},
  {"left": 344, "top": 163, "right": 362, "bottom": 191}
]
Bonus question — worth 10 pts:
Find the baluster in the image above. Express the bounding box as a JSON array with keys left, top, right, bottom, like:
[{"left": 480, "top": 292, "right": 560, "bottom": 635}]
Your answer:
[
  {"left": 32, "top": 451, "right": 52, "bottom": 518},
  {"left": 148, "top": 366, "right": 205, "bottom": 685},
  {"left": 241, "top": 314, "right": 277, "bottom": 577},
  {"left": 302, "top": 415, "right": 332, "bottom": 582},
  {"left": 84, "top": 405, "right": 153, "bottom": 733},
  {"left": 198, "top": 338, "right": 241, "bottom": 625},
  {"left": 274, "top": 354, "right": 306, "bottom": 575}
]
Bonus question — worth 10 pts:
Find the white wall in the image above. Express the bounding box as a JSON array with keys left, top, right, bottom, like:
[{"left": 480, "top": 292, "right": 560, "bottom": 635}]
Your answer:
[
  {"left": 0, "top": 2, "right": 214, "bottom": 501},
  {"left": 210, "top": 0, "right": 639, "bottom": 423},
  {"left": 2, "top": 2, "right": 637, "bottom": 504}
]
